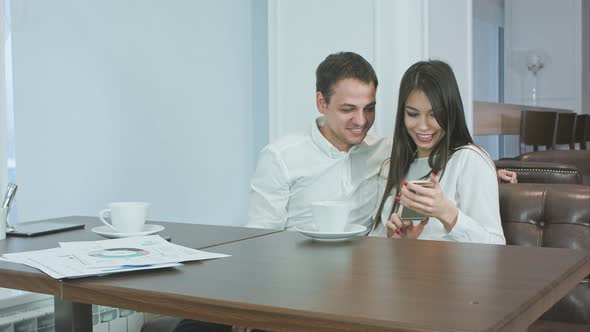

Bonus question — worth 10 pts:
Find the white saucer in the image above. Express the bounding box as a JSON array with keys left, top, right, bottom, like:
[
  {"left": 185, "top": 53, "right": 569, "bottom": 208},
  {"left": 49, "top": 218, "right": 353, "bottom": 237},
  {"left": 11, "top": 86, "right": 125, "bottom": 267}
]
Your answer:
[
  {"left": 294, "top": 224, "right": 367, "bottom": 242},
  {"left": 91, "top": 224, "right": 165, "bottom": 239}
]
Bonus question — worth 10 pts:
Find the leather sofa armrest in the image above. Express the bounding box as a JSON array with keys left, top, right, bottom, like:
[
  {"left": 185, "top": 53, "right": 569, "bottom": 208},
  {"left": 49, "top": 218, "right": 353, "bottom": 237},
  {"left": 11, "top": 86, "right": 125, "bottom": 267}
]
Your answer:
[{"left": 499, "top": 183, "right": 590, "bottom": 325}]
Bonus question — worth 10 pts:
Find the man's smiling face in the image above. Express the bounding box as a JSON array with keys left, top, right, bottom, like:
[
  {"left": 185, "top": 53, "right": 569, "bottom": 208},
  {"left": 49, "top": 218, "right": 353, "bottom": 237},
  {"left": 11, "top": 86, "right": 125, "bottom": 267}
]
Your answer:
[{"left": 317, "top": 78, "right": 376, "bottom": 152}]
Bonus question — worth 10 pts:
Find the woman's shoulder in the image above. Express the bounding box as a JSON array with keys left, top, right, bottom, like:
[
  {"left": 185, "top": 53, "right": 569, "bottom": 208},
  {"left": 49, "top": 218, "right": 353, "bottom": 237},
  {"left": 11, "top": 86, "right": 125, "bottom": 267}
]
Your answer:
[{"left": 451, "top": 144, "right": 495, "bottom": 170}]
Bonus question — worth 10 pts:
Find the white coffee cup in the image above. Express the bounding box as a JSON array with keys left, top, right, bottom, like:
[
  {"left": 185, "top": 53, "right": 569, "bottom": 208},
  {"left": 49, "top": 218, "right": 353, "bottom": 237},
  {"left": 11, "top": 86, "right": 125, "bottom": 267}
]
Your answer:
[
  {"left": 0, "top": 207, "right": 7, "bottom": 240},
  {"left": 311, "top": 201, "right": 350, "bottom": 233},
  {"left": 98, "top": 202, "right": 149, "bottom": 233}
]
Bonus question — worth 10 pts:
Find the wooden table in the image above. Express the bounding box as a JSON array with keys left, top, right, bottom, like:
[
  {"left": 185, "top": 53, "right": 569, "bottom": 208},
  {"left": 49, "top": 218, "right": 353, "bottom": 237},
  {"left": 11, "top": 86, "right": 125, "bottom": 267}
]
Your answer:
[
  {"left": 58, "top": 231, "right": 589, "bottom": 332},
  {"left": 473, "top": 101, "right": 573, "bottom": 135},
  {"left": 0, "top": 216, "right": 280, "bottom": 330}
]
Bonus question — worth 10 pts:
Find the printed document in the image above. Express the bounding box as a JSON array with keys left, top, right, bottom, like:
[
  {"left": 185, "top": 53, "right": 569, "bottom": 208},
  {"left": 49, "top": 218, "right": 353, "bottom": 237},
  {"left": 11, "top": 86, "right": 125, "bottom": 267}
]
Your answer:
[{"left": 2, "top": 235, "right": 229, "bottom": 279}]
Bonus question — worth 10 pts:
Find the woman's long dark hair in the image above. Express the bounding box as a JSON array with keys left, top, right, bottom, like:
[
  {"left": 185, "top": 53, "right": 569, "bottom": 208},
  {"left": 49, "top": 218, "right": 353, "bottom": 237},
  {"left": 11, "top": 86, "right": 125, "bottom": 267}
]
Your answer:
[{"left": 373, "top": 60, "right": 474, "bottom": 229}]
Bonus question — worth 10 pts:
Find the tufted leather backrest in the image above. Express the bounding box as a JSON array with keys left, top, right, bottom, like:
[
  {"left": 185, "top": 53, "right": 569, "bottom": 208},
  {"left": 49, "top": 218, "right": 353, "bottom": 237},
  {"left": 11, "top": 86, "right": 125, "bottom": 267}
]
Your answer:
[
  {"left": 500, "top": 183, "right": 590, "bottom": 324},
  {"left": 495, "top": 160, "right": 582, "bottom": 184},
  {"left": 516, "top": 150, "right": 590, "bottom": 185}
]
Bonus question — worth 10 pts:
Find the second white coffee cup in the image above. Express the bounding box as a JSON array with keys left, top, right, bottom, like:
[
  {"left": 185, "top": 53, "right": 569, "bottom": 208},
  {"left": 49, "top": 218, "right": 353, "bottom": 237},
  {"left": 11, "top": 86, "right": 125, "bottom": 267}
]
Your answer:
[
  {"left": 311, "top": 201, "right": 350, "bottom": 233},
  {"left": 99, "top": 202, "right": 149, "bottom": 233}
]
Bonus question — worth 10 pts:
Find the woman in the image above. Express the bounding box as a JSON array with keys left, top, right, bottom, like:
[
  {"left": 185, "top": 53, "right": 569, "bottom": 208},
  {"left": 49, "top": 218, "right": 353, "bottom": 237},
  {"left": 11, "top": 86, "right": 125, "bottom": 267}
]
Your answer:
[{"left": 372, "top": 60, "right": 506, "bottom": 244}]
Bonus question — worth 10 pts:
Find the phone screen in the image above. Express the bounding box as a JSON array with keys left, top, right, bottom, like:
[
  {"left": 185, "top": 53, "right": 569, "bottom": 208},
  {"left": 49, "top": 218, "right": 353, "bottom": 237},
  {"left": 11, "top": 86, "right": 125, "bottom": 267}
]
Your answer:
[
  {"left": 410, "top": 180, "right": 434, "bottom": 189},
  {"left": 399, "top": 180, "right": 433, "bottom": 221},
  {"left": 400, "top": 205, "right": 427, "bottom": 221}
]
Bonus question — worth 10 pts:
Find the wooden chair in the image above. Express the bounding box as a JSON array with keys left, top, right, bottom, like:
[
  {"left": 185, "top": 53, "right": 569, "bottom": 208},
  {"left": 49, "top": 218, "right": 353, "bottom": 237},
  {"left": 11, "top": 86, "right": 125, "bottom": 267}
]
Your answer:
[
  {"left": 555, "top": 112, "right": 577, "bottom": 149},
  {"left": 576, "top": 114, "right": 589, "bottom": 150},
  {"left": 519, "top": 110, "right": 558, "bottom": 153}
]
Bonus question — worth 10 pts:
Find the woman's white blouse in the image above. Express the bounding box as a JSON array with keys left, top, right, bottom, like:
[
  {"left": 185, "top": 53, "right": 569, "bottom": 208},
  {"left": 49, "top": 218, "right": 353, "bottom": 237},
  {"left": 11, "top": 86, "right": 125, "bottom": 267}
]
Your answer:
[{"left": 371, "top": 146, "right": 506, "bottom": 245}]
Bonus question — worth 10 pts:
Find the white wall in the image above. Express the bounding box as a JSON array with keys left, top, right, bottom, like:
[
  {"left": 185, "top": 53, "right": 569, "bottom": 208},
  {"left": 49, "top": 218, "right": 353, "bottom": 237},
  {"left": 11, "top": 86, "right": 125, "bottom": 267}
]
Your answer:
[
  {"left": 268, "top": 0, "right": 399, "bottom": 140},
  {"left": 376, "top": 0, "right": 426, "bottom": 137},
  {"left": 472, "top": 0, "right": 504, "bottom": 160},
  {"left": 252, "top": 0, "right": 269, "bottom": 156},
  {"left": 268, "top": 0, "right": 476, "bottom": 141},
  {"left": 0, "top": 0, "right": 8, "bottom": 194},
  {"left": 11, "top": 0, "right": 262, "bottom": 225},
  {"left": 5, "top": 0, "right": 503, "bottom": 225},
  {"left": 427, "top": 0, "right": 473, "bottom": 132},
  {"left": 505, "top": 0, "right": 582, "bottom": 113},
  {"left": 473, "top": 0, "right": 503, "bottom": 103},
  {"left": 583, "top": 0, "right": 590, "bottom": 114}
]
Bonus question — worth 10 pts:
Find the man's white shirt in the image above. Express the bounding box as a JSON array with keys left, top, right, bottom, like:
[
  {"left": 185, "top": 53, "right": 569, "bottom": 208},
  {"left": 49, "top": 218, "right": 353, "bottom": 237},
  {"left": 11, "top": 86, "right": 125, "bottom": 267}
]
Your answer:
[{"left": 247, "top": 117, "right": 391, "bottom": 230}]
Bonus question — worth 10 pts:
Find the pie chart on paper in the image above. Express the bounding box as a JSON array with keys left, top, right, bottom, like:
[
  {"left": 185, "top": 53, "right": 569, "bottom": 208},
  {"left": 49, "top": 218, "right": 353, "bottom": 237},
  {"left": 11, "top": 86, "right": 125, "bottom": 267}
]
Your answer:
[{"left": 88, "top": 248, "right": 150, "bottom": 259}]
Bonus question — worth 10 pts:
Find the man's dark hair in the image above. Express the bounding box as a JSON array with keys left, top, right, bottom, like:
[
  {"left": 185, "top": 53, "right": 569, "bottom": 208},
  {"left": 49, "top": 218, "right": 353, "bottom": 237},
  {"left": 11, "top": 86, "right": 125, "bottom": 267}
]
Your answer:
[{"left": 316, "top": 52, "right": 378, "bottom": 104}]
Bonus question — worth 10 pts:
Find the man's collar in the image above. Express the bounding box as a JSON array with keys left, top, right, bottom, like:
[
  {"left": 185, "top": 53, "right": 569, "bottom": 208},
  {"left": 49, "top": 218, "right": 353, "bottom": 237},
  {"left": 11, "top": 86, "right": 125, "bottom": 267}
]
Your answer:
[{"left": 311, "top": 116, "right": 363, "bottom": 158}]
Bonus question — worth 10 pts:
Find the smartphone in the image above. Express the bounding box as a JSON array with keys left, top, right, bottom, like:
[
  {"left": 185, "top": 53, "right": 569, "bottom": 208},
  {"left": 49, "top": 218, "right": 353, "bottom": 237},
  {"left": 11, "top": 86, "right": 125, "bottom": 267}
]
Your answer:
[
  {"left": 7, "top": 222, "right": 85, "bottom": 237},
  {"left": 399, "top": 180, "right": 433, "bottom": 221},
  {"left": 408, "top": 180, "right": 434, "bottom": 190}
]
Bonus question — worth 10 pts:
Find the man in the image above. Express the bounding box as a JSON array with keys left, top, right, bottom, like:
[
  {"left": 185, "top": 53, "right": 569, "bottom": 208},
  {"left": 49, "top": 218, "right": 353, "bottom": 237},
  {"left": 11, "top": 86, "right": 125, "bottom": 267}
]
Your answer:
[
  {"left": 165, "top": 52, "right": 385, "bottom": 332},
  {"left": 247, "top": 51, "right": 390, "bottom": 231}
]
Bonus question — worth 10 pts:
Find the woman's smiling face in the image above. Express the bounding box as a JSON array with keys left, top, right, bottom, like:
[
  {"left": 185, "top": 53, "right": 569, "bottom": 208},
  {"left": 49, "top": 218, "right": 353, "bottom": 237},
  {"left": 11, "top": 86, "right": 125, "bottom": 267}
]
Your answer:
[{"left": 404, "top": 89, "right": 444, "bottom": 158}]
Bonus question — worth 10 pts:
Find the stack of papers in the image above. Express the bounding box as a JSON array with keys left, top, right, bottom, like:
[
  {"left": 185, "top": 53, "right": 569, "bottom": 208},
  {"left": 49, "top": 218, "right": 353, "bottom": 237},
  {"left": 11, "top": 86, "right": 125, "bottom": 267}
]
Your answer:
[{"left": 0, "top": 235, "right": 229, "bottom": 279}]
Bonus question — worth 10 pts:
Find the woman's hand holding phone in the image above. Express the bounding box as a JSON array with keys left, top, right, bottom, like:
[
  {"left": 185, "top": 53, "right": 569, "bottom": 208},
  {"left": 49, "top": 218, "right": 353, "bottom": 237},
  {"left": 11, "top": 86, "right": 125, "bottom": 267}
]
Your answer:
[
  {"left": 385, "top": 212, "right": 428, "bottom": 239},
  {"left": 397, "top": 172, "right": 459, "bottom": 232}
]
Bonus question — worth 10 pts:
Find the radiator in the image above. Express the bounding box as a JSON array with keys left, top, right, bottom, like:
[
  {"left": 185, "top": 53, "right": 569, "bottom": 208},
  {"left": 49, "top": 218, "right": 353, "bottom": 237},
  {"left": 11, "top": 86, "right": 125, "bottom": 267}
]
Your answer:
[{"left": 0, "top": 289, "right": 157, "bottom": 332}]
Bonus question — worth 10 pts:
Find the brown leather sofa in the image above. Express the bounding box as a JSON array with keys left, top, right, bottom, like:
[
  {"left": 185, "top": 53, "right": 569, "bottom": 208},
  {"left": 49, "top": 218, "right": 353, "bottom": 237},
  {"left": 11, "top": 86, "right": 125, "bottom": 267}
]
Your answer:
[
  {"left": 498, "top": 150, "right": 590, "bottom": 185},
  {"left": 141, "top": 316, "right": 182, "bottom": 332},
  {"left": 143, "top": 184, "right": 590, "bottom": 332},
  {"left": 500, "top": 183, "right": 590, "bottom": 331}
]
